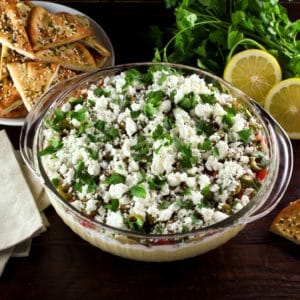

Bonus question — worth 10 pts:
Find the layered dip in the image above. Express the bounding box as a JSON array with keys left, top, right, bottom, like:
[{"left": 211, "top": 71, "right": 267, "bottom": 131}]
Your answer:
[{"left": 39, "top": 65, "right": 269, "bottom": 235}]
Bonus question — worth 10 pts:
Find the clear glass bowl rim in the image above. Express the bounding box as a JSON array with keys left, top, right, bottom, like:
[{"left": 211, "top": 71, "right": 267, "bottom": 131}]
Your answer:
[{"left": 20, "top": 62, "right": 294, "bottom": 240}]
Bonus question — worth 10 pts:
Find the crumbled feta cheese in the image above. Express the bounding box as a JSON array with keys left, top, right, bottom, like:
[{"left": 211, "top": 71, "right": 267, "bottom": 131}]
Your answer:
[
  {"left": 41, "top": 66, "right": 269, "bottom": 235},
  {"left": 109, "top": 184, "right": 128, "bottom": 199},
  {"left": 125, "top": 118, "right": 137, "bottom": 137}
]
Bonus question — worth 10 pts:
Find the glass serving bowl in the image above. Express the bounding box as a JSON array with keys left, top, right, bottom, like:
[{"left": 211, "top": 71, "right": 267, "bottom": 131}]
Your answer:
[{"left": 20, "top": 63, "right": 293, "bottom": 262}]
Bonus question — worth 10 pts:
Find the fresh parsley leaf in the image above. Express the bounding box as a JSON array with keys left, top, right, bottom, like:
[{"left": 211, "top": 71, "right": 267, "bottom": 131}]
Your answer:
[
  {"left": 105, "top": 199, "right": 119, "bottom": 212},
  {"left": 104, "top": 127, "right": 119, "bottom": 141},
  {"left": 159, "top": 201, "right": 170, "bottom": 209},
  {"left": 130, "top": 110, "right": 141, "bottom": 119},
  {"left": 144, "top": 91, "right": 164, "bottom": 118},
  {"left": 51, "top": 178, "right": 60, "bottom": 187},
  {"left": 196, "top": 120, "right": 214, "bottom": 136},
  {"left": 94, "top": 120, "right": 106, "bottom": 131},
  {"left": 130, "top": 185, "right": 147, "bottom": 198},
  {"left": 213, "top": 146, "right": 220, "bottom": 157},
  {"left": 70, "top": 108, "right": 87, "bottom": 122},
  {"left": 125, "top": 215, "right": 144, "bottom": 232},
  {"left": 200, "top": 93, "right": 217, "bottom": 104},
  {"left": 148, "top": 176, "right": 166, "bottom": 190},
  {"left": 176, "top": 199, "right": 194, "bottom": 209},
  {"left": 74, "top": 160, "right": 97, "bottom": 193},
  {"left": 238, "top": 128, "right": 252, "bottom": 143},
  {"left": 182, "top": 186, "right": 192, "bottom": 195},
  {"left": 175, "top": 139, "right": 197, "bottom": 169},
  {"left": 163, "top": 116, "right": 175, "bottom": 130},
  {"left": 131, "top": 135, "right": 150, "bottom": 161},
  {"left": 222, "top": 106, "right": 236, "bottom": 127},
  {"left": 178, "top": 92, "right": 197, "bottom": 111},
  {"left": 152, "top": 125, "right": 164, "bottom": 140},
  {"left": 191, "top": 214, "right": 200, "bottom": 224},
  {"left": 198, "top": 139, "right": 212, "bottom": 151},
  {"left": 53, "top": 109, "right": 66, "bottom": 124},
  {"left": 201, "top": 185, "right": 213, "bottom": 201},
  {"left": 104, "top": 173, "right": 126, "bottom": 185},
  {"left": 124, "top": 69, "right": 142, "bottom": 86},
  {"left": 94, "top": 88, "right": 111, "bottom": 97},
  {"left": 86, "top": 148, "right": 99, "bottom": 160},
  {"left": 38, "top": 139, "right": 63, "bottom": 156},
  {"left": 68, "top": 96, "right": 83, "bottom": 106}
]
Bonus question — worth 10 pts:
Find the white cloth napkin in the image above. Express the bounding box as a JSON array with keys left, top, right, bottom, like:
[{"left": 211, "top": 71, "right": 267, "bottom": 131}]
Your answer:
[{"left": 0, "top": 130, "right": 50, "bottom": 276}]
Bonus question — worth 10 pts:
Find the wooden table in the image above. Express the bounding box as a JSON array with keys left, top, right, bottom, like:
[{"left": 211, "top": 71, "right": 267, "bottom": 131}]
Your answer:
[{"left": 1, "top": 1, "right": 300, "bottom": 299}]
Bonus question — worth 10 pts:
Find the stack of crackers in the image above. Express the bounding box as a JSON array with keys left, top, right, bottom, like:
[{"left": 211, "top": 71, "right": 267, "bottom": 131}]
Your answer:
[{"left": 0, "top": 0, "right": 111, "bottom": 118}]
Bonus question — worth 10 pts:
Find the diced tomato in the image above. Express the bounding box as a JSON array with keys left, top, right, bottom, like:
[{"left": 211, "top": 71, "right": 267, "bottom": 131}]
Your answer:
[
  {"left": 80, "top": 219, "right": 95, "bottom": 229},
  {"left": 256, "top": 168, "right": 268, "bottom": 181},
  {"left": 152, "top": 239, "right": 174, "bottom": 246}
]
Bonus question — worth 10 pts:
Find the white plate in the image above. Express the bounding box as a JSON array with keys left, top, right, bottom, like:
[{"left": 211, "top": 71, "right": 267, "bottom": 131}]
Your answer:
[{"left": 0, "top": 1, "right": 115, "bottom": 127}]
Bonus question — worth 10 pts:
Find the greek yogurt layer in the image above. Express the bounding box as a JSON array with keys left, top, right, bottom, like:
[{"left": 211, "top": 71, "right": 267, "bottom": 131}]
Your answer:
[{"left": 40, "top": 66, "right": 269, "bottom": 234}]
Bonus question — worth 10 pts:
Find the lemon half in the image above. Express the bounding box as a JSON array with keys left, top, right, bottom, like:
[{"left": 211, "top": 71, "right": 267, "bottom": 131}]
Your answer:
[
  {"left": 223, "top": 49, "right": 282, "bottom": 105},
  {"left": 265, "top": 78, "right": 300, "bottom": 139}
]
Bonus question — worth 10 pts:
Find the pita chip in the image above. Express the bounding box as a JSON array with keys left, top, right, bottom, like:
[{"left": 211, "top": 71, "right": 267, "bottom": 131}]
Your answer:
[{"left": 7, "top": 61, "right": 59, "bottom": 110}]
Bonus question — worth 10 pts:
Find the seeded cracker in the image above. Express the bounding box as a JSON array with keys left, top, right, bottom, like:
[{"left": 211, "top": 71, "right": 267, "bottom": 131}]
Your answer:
[
  {"left": 7, "top": 61, "right": 59, "bottom": 110},
  {"left": 27, "top": 6, "right": 94, "bottom": 51},
  {"left": 0, "top": 1, "right": 34, "bottom": 58},
  {"left": 0, "top": 0, "right": 111, "bottom": 118},
  {"left": 34, "top": 42, "right": 97, "bottom": 72},
  {"left": 270, "top": 199, "right": 300, "bottom": 244}
]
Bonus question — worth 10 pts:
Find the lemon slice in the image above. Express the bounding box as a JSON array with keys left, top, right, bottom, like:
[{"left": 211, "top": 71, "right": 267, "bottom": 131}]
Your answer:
[
  {"left": 265, "top": 78, "right": 300, "bottom": 139},
  {"left": 223, "top": 49, "right": 282, "bottom": 105}
]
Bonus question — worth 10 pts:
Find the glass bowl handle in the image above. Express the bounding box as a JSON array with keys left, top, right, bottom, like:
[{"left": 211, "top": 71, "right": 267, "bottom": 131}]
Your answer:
[{"left": 242, "top": 107, "right": 294, "bottom": 224}]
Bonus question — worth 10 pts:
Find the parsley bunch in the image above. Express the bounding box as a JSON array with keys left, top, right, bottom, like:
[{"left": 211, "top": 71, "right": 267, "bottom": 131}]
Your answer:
[{"left": 153, "top": 0, "right": 300, "bottom": 78}]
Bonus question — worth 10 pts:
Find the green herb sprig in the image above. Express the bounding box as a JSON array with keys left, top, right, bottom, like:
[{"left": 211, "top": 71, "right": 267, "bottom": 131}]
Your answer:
[{"left": 153, "top": 0, "right": 300, "bottom": 78}]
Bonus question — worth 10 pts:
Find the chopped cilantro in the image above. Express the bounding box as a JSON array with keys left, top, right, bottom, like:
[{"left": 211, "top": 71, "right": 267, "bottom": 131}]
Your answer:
[
  {"left": 130, "top": 185, "right": 147, "bottom": 198},
  {"left": 104, "top": 173, "right": 126, "bottom": 185}
]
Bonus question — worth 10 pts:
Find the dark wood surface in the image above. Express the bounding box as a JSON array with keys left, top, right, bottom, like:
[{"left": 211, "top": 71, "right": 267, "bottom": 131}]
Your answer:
[{"left": 1, "top": 1, "right": 300, "bottom": 299}]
